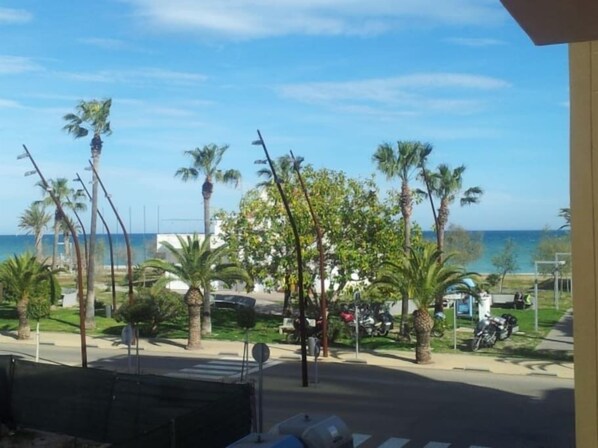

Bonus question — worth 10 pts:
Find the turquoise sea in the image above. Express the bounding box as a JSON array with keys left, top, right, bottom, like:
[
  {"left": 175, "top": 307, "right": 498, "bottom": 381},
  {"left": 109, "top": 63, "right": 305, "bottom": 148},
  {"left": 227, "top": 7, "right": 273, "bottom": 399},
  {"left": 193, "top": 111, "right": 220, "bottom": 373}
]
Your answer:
[{"left": 0, "top": 230, "right": 569, "bottom": 274}]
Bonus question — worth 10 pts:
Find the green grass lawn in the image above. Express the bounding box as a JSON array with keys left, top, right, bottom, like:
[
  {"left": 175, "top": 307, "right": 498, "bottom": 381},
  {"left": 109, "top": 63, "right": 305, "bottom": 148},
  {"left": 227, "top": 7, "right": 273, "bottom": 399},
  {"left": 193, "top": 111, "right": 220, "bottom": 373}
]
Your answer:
[{"left": 0, "top": 282, "right": 573, "bottom": 362}]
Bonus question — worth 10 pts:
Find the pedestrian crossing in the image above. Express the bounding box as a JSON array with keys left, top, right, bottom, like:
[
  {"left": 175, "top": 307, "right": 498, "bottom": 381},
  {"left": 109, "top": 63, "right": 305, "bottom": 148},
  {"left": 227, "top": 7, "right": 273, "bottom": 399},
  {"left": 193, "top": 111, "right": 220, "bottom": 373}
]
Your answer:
[
  {"left": 353, "top": 433, "right": 491, "bottom": 448},
  {"left": 167, "top": 356, "right": 281, "bottom": 381}
]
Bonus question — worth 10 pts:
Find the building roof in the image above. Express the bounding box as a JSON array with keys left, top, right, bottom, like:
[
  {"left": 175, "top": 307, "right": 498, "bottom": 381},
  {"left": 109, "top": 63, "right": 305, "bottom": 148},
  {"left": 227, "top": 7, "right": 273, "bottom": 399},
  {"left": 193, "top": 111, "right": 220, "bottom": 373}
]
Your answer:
[{"left": 501, "top": 0, "right": 598, "bottom": 45}]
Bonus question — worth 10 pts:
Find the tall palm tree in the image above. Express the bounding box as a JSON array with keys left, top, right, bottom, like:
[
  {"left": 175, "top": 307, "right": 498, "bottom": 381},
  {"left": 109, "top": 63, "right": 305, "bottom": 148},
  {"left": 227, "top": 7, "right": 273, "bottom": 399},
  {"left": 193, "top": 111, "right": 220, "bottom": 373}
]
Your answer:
[
  {"left": 373, "top": 141, "right": 427, "bottom": 337},
  {"left": 427, "top": 164, "right": 483, "bottom": 256},
  {"left": 35, "top": 178, "right": 77, "bottom": 270},
  {"left": 18, "top": 203, "right": 51, "bottom": 261},
  {"left": 63, "top": 98, "right": 112, "bottom": 330},
  {"left": 175, "top": 144, "right": 241, "bottom": 335},
  {"left": 373, "top": 244, "right": 476, "bottom": 364},
  {"left": 559, "top": 207, "right": 571, "bottom": 229},
  {"left": 142, "top": 234, "right": 251, "bottom": 349},
  {"left": 0, "top": 254, "right": 55, "bottom": 340}
]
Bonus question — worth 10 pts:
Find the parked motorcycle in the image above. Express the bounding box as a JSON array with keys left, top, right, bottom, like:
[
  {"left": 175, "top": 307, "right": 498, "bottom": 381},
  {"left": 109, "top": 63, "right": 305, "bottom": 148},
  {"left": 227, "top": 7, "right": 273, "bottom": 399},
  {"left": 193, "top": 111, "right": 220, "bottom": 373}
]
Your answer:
[
  {"left": 340, "top": 303, "right": 394, "bottom": 337},
  {"left": 471, "top": 313, "right": 519, "bottom": 352}
]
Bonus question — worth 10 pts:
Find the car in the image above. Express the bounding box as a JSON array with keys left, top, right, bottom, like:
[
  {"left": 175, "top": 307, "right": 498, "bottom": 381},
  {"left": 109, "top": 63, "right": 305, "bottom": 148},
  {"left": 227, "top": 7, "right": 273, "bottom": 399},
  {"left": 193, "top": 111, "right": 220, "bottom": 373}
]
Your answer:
[{"left": 212, "top": 294, "right": 256, "bottom": 310}]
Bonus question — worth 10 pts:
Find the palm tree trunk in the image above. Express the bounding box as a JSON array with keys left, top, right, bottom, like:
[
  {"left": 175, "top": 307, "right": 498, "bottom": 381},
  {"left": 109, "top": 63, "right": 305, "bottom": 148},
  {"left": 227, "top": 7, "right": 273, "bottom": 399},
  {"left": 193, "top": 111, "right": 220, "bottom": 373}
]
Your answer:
[
  {"left": 35, "top": 231, "right": 43, "bottom": 261},
  {"left": 86, "top": 151, "right": 100, "bottom": 330},
  {"left": 401, "top": 184, "right": 412, "bottom": 337},
  {"left": 415, "top": 329, "right": 432, "bottom": 364},
  {"left": 17, "top": 299, "right": 31, "bottom": 340},
  {"left": 187, "top": 304, "right": 202, "bottom": 349},
  {"left": 202, "top": 184, "right": 212, "bottom": 336}
]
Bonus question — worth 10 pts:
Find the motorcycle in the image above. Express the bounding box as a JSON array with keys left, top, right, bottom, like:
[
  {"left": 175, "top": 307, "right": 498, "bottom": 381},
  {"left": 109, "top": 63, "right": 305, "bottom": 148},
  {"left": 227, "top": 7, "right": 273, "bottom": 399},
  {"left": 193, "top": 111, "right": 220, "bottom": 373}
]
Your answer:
[
  {"left": 340, "top": 303, "right": 394, "bottom": 337},
  {"left": 471, "top": 313, "right": 519, "bottom": 352}
]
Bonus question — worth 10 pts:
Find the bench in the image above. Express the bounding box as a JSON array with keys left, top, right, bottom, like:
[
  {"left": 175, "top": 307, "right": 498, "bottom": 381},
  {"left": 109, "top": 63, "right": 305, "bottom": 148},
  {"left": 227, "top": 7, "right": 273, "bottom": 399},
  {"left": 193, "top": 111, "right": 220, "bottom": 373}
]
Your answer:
[
  {"left": 278, "top": 318, "right": 317, "bottom": 335},
  {"left": 279, "top": 318, "right": 294, "bottom": 335}
]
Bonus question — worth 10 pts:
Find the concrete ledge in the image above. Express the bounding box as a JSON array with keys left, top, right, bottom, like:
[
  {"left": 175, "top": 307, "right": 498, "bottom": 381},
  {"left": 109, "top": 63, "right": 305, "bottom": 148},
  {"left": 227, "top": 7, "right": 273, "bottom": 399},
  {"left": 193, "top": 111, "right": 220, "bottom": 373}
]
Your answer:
[
  {"left": 453, "top": 366, "right": 491, "bottom": 373},
  {"left": 528, "top": 371, "right": 558, "bottom": 377}
]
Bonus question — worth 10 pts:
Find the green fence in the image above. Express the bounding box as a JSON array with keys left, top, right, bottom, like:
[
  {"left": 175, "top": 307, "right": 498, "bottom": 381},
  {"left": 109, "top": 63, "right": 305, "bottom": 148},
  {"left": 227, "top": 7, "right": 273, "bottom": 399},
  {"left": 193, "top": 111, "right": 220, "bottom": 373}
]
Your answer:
[{"left": 0, "top": 355, "right": 253, "bottom": 447}]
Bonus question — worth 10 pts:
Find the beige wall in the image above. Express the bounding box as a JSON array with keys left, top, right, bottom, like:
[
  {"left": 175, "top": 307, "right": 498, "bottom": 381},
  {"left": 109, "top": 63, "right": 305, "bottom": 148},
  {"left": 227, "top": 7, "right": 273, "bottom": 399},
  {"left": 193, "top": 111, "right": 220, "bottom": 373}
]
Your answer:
[{"left": 570, "top": 41, "right": 598, "bottom": 448}]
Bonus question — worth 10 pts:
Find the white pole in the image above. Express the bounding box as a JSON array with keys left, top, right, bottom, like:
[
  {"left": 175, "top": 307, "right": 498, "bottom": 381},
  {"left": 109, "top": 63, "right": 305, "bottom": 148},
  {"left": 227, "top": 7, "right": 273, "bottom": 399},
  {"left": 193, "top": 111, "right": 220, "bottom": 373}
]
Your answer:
[
  {"left": 534, "top": 262, "right": 539, "bottom": 332},
  {"left": 453, "top": 301, "right": 457, "bottom": 351},
  {"left": 35, "top": 321, "right": 40, "bottom": 362}
]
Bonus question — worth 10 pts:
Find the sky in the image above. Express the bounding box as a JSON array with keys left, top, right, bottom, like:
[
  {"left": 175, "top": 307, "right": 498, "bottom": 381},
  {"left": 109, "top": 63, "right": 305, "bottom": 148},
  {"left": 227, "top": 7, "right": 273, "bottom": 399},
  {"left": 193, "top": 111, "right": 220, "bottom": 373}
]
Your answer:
[{"left": 1, "top": 1, "right": 570, "bottom": 235}]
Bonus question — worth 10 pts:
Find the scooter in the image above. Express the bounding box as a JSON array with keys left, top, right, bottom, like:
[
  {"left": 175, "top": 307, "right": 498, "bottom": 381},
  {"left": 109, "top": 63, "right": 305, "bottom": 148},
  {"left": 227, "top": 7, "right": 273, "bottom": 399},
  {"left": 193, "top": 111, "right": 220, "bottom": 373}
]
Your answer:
[
  {"left": 340, "top": 304, "right": 394, "bottom": 337},
  {"left": 471, "top": 313, "right": 518, "bottom": 352}
]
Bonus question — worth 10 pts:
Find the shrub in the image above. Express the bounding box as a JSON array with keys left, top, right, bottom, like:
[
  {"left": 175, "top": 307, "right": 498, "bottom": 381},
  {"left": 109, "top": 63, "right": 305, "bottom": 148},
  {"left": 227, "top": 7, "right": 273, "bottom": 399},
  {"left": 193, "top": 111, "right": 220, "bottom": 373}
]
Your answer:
[{"left": 115, "top": 287, "right": 185, "bottom": 337}]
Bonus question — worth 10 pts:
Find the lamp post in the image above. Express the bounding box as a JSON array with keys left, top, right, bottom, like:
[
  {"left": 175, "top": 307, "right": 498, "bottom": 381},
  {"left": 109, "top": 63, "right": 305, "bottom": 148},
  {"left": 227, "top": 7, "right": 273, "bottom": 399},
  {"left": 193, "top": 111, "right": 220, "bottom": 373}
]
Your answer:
[
  {"left": 18, "top": 145, "right": 87, "bottom": 368},
  {"left": 64, "top": 195, "right": 88, "bottom": 272},
  {"left": 290, "top": 151, "right": 328, "bottom": 358},
  {"left": 75, "top": 173, "right": 117, "bottom": 311},
  {"left": 86, "top": 161, "right": 134, "bottom": 305},
  {"left": 534, "top": 260, "right": 566, "bottom": 331},
  {"left": 252, "top": 130, "right": 309, "bottom": 387}
]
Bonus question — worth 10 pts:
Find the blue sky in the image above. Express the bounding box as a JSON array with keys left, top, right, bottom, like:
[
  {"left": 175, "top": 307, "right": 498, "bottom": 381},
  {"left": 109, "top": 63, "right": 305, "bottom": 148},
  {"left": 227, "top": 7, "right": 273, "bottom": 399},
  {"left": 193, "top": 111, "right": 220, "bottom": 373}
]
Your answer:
[{"left": 1, "top": 1, "right": 569, "bottom": 235}]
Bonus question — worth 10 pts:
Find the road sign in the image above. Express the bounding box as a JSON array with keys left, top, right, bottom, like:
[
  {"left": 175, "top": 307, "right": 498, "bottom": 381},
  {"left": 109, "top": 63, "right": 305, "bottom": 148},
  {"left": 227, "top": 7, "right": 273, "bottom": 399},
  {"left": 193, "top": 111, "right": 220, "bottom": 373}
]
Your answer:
[{"left": 252, "top": 343, "right": 270, "bottom": 363}]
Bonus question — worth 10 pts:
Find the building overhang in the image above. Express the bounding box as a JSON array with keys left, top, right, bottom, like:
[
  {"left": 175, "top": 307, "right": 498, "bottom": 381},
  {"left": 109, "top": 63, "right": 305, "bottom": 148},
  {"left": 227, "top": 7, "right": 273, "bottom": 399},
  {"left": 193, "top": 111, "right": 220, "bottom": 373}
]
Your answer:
[{"left": 501, "top": 0, "right": 598, "bottom": 45}]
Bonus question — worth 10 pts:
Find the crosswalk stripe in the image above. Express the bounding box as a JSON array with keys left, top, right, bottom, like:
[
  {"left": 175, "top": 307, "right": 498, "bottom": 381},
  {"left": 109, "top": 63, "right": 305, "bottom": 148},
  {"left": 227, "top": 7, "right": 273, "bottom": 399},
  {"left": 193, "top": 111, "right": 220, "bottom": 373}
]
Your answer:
[
  {"left": 171, "top": 358, "right": 281, "bottom": 380},
  {"left": 352, "top": 433, "right": 371, "bottom": 447},
  {"left": 423, "top": 442, "right": 450, "bottom": 448},
  {"left": 377, "top": 437, "right": 410, "bottom": 448}
]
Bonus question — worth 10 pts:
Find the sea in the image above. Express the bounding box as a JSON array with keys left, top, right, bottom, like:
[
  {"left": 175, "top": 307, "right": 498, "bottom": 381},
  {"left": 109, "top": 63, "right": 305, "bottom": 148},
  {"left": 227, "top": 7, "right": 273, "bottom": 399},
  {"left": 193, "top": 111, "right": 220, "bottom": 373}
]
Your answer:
[{"left": 0, "top": 230, "right": 569, "bottom": 274}]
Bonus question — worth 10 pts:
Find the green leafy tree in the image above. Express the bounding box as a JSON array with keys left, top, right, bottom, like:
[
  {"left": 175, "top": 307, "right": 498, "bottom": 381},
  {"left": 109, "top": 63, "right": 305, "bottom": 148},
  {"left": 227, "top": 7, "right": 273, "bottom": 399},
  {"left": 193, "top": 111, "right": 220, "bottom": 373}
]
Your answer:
[
  {"left": 373, "top": 244, "right": 476, "bottom": 364},
  {"left": 444, "top": 224, "right": 484, "bottom": 267},
  {"left": 373, "top": 140, "right": 427, "bottom": 336},
  {"left": 0, "top": 254, "right": 56, "bottom": 340},
  {"left": 491, "top": 238, "right": 519, "bottom": 292},
  {"left": 217, "top": 166, "right": 413, "bottom": 314},
  {"left": 18, "top": 203, "right": 51, "bottom": 261},
  {"left": 533, "top": 229, "right": 571, "bottom": 277},
  {"left": 142, "top": 234, "right": 251, "bottom": 350},
  {"left": 426, "top": 164, "right": 483, "bottom": 256},
  {"left": 175, "top": 143, "right": 241, "bottom": 335},
  {"left": 63, "top": 98, "right": 112, "bottom": 330}
]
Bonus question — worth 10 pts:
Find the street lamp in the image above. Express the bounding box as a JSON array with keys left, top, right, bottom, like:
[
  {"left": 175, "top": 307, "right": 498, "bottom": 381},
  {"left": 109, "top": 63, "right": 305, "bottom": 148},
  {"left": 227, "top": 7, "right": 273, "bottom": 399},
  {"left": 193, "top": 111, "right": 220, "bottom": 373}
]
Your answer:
[
  {"left": 555, "top": 252, "right": 572, "bottom": 299},
  {"left": 75, "top": 173, "right": 117, "bottom": 311},
  {"left": 534, "top": 260, "right": 566, "bottom": 331},
  {"left": 252, "top": 130, "right": 309, "bottom": 387},
  {"left": 86, "top": 161, "right": 134, "bottom": 305},
  {"left": 290, "top": 151, "right": 328, "bottom": 358},
  {"left": 18, "top": 145, "right": 87, "bottom": 368}
]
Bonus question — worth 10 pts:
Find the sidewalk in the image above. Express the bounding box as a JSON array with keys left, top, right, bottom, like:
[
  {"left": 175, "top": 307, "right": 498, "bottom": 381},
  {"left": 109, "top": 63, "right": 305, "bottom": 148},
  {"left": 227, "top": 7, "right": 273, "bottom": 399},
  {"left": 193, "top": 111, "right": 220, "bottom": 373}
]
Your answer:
[{"left": 0, "top": 328, "right": 574, "bottom": 380}]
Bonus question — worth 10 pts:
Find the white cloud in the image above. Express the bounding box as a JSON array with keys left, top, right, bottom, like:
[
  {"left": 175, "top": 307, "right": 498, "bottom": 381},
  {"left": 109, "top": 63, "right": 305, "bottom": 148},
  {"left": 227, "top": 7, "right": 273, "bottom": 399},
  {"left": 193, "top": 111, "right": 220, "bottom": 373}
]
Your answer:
[
  {"left": 0, "top": 8, "right": 32, "bottom": 24},
  {"left": 0, "top": 55, "right": 41, "bottom": 74},
  {"left": 278, "top": 73, "right": 509, "bottom": 104},
  {"left": 58, "top": 68, "right": 207, "bottom": 85},
  {"left": 79, "top": 37, "right": 130, "bottom": 50},
  {"left": 123, "top": 0, "right": 503, "bottom": 39},
  {"left": 0, "top": 98, "right": 22, "bottom": 108},
  {"left": 445, "top": 37, "right": 506, "bottom": 47}
]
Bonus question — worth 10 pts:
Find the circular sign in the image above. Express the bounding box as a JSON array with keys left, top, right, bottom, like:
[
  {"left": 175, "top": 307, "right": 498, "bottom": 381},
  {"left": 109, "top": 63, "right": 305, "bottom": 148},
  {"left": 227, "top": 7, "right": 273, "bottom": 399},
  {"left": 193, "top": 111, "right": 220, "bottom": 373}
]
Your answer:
[
  {"left": 252, "top": 343, "right": 270, "bottom": 363},
  {"left": 121, "top": 324, "right": 134, "bottom": 345}
]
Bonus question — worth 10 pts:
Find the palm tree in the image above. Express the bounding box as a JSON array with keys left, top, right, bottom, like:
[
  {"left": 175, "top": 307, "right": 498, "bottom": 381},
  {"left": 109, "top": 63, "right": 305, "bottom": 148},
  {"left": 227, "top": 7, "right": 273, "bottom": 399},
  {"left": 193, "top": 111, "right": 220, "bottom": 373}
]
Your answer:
[
  {"left": 0, "top": 254, "right": 55, "bottom": 340},
  {"left": 35, "top": 178, "right": 77, "bottom": 270},
  {"left": 373, "top": 141, "right": 427, "bottom": 337},
  {"left": 373, "top": 244, "right": 476, "bottom": 364},
  {"left": 18, "top": 203, "right": 51, "bottom": 261},
  {"left": 175, "top": 144, "right": 241, "bottom": 335},
  {"left": 142, "top": 234, "right": 251, "bottom": 349},
  {"left": 63, "top": 98, "right": 112, "bottom": 330},
  {"left": 559, "top": 207, "right": 571, "bottom": 229},
  {"left": 427, "top": 164, "right": 483, "bottom": 255}
]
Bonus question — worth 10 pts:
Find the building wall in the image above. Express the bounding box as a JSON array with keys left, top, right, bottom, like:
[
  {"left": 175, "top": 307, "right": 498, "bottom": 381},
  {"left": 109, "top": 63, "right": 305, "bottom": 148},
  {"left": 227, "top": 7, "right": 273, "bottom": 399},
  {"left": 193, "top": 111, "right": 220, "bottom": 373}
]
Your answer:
[{"left": 570, "top": 40, "right": 598, "bottom": 448}]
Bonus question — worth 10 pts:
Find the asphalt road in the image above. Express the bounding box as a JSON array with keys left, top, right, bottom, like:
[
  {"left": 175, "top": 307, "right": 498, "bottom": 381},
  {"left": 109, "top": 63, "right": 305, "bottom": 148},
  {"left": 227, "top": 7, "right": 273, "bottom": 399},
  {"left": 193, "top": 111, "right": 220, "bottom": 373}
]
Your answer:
[{"left": 1, "top": 343, "right": 575, "bottom": 448}]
